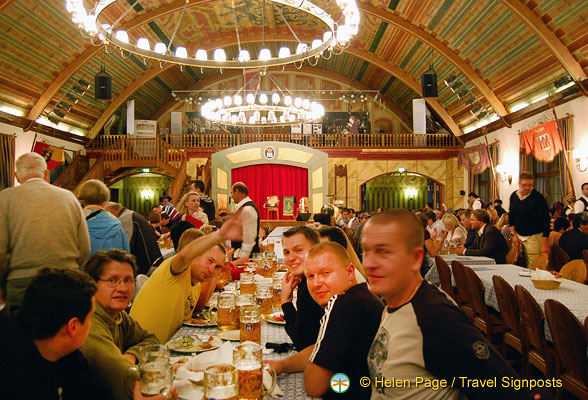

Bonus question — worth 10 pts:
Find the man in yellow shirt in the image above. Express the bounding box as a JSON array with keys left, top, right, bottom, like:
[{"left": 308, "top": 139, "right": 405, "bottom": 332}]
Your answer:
[{"left": 131, "top": 218, "right": 242, "bottom": 342}]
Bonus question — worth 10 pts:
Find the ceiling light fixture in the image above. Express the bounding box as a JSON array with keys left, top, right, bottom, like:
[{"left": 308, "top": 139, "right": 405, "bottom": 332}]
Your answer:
[
  {"left": 200, "top": 70, "right": 325, "bottom": 127},
  {"left": 65, "top": 0, "right": 360, "bottom": 70}
]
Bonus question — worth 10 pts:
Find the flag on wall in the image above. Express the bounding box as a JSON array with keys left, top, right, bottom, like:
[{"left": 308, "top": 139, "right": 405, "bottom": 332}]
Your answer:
[
  {"left": 33, "top": 141, "right": 64, "bottom": 170},
  {"left": 520, "top": 120, "right": 563, "bottom": 162},
  {"left": 458, "top": 143, "right": 490, "bottom": 174}
]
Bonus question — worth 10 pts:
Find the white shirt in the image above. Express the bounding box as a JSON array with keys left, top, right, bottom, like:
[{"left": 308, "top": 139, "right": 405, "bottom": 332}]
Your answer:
[
  {"left": 472, "top": 198, "right": 482, "bottom": 210},
  {"left": 234, "top": 196, "right": 258, "bottom": 258},
  {"left": 574, "top": 196, "right": 588, "bottom": 213}
]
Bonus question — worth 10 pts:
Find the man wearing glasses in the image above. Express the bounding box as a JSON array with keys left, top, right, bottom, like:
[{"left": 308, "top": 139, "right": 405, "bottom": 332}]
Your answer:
[
  {"left": 509, "top": 172, "right": 551, "bottom": 267},
  {"left": 80, "top": 249, "right": 159, "bottom": 400}
]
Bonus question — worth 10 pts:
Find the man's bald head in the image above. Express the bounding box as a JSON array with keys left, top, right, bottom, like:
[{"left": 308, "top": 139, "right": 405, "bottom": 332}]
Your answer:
[
  {"left": 104, "top": 202, "right": 123, "bottom": 217},
  {"left": 364, "top": 210, "right": 424, "bottom": 252}
]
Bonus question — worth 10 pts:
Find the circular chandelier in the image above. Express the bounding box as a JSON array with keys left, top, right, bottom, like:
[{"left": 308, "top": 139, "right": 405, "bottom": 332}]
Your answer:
[
  {"left": 200, "top": 71, "right": 325, "bottom": 127},
  {"left": 65, "top": 0, "right": 360, "bottom": 70}
]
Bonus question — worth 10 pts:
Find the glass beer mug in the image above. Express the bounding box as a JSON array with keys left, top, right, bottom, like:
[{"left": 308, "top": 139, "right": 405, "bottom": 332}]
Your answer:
[
  {"left": 233, "top": 342, "right": 277, "bottom": 400},
  {"left": 240, "top": 305, "right": 261, "bottom": 345},
  {"left": 240, "top": 272, "right": 255, "bottom": 295},
  {"left": 272, "top": 272, "right": 286, "bottom": 309},
  {"left": 255, "top": 283, "right": 273, "bottom": 318},
  {"left": 203, "top": 364, "right": 238, "bottom": 400},
  {"left": 138, "top": 361, "right": 174, "bottom": 396},
  {"left": 218, "top": 292, "right": 237, "bottom": 331},
  {"left": 234, "top": 294, "right": 256, "bottom": 327}
]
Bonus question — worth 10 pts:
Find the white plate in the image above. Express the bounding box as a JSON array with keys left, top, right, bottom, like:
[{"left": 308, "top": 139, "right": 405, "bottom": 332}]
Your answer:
[
  {"left": 166, "top": 335, "right": 223, "bottom": 353},
  {"left": 519, "top": 271, "right": 532, "bottom": 277},
  {"left": 217, "top": 330, "right": 240, "bottom": 341},
  {"left": 263, "top": 313, "right": 286, "bottom": 325},
  {"left": 182, "top": 318, "right": 217, "bottom": 328}
]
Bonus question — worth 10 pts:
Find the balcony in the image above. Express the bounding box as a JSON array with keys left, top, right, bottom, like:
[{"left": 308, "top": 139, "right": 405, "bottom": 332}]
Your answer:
[{"left": 89, "top": 132, "right": 461, "bottom": 150}]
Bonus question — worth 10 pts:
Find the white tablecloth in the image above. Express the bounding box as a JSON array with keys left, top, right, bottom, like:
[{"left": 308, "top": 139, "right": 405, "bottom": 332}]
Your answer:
[
  {"left": 425, "top": 255, "right": 496, "bottom": 285},
  {"left": 460, "top": 263, "right": 588, "bottom": 345}
]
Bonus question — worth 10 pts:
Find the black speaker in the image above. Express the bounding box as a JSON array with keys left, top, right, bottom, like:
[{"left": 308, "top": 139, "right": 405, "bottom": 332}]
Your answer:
[
  {"left": 296, "top": 213, "right": 312, "bottom": 221},
  {"left": 421, "top": 68, "right": 438, "bottom": 98},
  {"left": 95, "top": 69, "right": 112, "bottom": 100}
]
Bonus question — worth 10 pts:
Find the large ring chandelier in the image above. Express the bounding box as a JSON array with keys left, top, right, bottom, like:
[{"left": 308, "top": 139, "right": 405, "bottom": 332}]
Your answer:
[
  {"left": 200, "top": 71, "right": 325, "bottom": 127},
  {"left": 65, "top": 0, "right": 360, "bottom": 69}
]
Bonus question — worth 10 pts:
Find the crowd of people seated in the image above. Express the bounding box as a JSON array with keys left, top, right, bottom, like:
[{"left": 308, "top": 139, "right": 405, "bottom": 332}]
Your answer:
[{"left": 2, "top": 154, "right": 585, "bottom": 399}]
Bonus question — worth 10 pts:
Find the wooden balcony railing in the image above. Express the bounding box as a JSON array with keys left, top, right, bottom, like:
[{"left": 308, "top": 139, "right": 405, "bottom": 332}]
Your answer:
[
  {"left": 89, "top": 132, "right": 460, "bottom": 150},
  {"left": 52, "top": 153, "right": 88, "bottom": 191},
  {"left": 98, "top": 137, "right": 185, "bottom": 173}
]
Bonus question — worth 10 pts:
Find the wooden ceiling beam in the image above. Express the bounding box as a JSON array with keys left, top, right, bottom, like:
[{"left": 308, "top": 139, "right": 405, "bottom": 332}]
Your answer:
[
  {"left": 149, "top": 66, "right": 412, "bottom": 131},
  {"left": 347, "top": 47, "right": 463, "bottom": 138},
  {"left": 358, "top": 2, "right": 509, "bottom": 120},
  {"left": 25, "top": 0, "right": 213, "bottom": 126},
  {"left": 0, "top": 0, "right": 17, "bottom": 13},
  {"left": 87, "top": 65, "right": 174, "bottom": 141},
  {"left": 498, "top": 0, "right": 588, "bottom": 96}
]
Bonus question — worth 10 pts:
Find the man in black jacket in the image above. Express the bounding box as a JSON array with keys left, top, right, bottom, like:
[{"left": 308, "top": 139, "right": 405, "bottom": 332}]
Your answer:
[
  {"left": 559, "top": 212, "right": 588, "bottom": 260},
  {"left": 457, "top": 209, "right": 509, "bottom": 264},
  {"left": 509, "top": 172, "right": 550, "bottom": 267}
]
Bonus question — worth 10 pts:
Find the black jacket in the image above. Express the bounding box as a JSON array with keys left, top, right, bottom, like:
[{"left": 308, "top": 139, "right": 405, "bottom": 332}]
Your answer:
[
  {"left": 465, "top": 225, "right": 509, "bottom": 264},
  {"left": 559, "top": 228, "right": 588, "bottom": 261}
]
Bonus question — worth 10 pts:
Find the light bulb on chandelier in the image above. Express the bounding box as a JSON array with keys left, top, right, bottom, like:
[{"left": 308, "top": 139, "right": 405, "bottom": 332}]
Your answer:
[{"left": 65, "top": 0, "right": 360, "bottom": 70}]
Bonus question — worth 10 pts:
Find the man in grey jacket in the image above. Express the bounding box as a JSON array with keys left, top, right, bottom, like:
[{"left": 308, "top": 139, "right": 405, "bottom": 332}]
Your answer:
[{"left": 0, "top": 152, "right": 90, "bottom": 306}]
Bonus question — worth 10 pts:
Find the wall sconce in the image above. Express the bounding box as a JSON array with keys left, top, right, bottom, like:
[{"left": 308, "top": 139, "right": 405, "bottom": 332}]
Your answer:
[
  {"left": 495, "top": 164, "right": 512, "bottom": 184},
  {"left": 573, "top": 147, "right": 588, "bottom": 172},
  {"left": 405, "top": 188, "right": 418, "bottom": 199},
  {"left": 140, "top": 189, "right": 154, "bottom": 198}
]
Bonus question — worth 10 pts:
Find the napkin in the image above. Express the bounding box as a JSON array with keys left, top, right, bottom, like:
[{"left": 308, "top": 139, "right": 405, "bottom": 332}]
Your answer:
[
  {"left": 174, "top": 342, "right": 283, "bottom": 398},
  {"left": 531, "top": 269, "right": 555, "bottom": 280}
]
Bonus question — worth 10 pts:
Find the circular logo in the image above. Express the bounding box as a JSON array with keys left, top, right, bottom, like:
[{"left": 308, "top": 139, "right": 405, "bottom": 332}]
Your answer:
[
  {"left": 473, "top": 341, "right": 490, "bottom": 359},
  {"left": 264, "top": 146, "right": 276, "bottom": 159},
  {"left": 330, "top": 373, "right": 350, "bottom": 394}
]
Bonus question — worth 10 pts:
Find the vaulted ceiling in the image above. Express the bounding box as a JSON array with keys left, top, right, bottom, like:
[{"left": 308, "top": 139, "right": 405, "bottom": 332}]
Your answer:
[{"left": 1, "top": 0, "right": 587, "bottom": 140}]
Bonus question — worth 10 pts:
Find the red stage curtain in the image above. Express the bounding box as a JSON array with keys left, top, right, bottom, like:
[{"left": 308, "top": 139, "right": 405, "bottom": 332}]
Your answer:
[{"left": 231, "top": 164, "right": 308, "bottom": 219}]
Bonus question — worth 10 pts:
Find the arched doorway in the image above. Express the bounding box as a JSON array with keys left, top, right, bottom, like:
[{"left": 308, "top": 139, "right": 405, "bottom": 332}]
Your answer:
[{"left": 360, "top": 172, "right": 445, "bottom": 212}]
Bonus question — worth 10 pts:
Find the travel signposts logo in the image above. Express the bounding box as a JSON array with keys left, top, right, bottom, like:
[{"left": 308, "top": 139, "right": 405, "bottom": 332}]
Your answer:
[{"left": 330, "top": 373, "right": 350, "bottom": 394}]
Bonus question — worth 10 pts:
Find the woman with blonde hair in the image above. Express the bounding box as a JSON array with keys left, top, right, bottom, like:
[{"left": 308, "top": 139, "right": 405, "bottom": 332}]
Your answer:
[
  {"left": 441, "top": 212, "right": 467, "bottom": 247},
  {"left": 176, "top": 191, "right": 208, "bottom": 227}
]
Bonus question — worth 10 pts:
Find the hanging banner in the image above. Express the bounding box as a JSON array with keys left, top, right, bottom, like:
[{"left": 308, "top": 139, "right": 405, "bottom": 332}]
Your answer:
[
  {"left": 458, "top": 143, "right": 490, "bottom": 174},
  {"left": 33, "top": 141, "right": 64, "bottom": 170},
  {"left": 520, "top": 120, "right": 563, "bottom": 162}
]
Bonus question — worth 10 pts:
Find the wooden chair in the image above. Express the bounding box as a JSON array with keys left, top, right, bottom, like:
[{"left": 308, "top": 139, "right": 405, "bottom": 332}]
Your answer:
[
  {"left": 493, "top": 276, "right": 527, "bottom": 375},
  {"left": 559, "top": 259, "right": 587, "bottom": 283},
  {"left": 464, "top": 266, "right": 504, "bottom": 344},
  {"left": 515, "top": 285, "right": 556, "bottom": 379},
  {"left": 506, "top": 245, "right": 521, "bottom": 265},
  {"left": 434, "top": 255, "right": 456, "bottom": 302},
  {"left": 530, "top": 253, "right": 549, "bottom": 271},
  {"left": 550, "top": 244, "right": 570, "bottom": 272},
  {"left": 450, "top": 261, "right": 474, "bottom": 320},
  {"left": 264, "top": 195, "right": 280, "bottom": 220},
  {"left": 544, "top": 299, "right": 588, "bottom": 400}
]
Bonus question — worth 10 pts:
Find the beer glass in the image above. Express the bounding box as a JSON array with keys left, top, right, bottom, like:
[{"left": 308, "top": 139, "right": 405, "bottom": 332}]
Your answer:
[
  {"left": 272, "top": 272, "right": 286, "bottom": 308},
  {"left": 218, "top": 259, "right": 232, "bottom": 285},
  {"left": 137, "top": 344, "right": 170, "bottom": 364},
  {"left": 255, "top": 283, "right": 273, "bottom": 318},
  {"left": 203, "top": 364, "right": 238, "bottom": 400},
  {"left": 240, "top": 305, "right": 261, "bottom": 344},
  {"left": 233, "top": 342, "right": 277, "bottom": 400},
  {"left": 139, "top": 361, "right": 174, "bottom": 396},
  {"left": 266, "top": 239, "right": 275, "bottom": 253},
  {"left": 234, "top": 294, "right": 255, "bottom": 327},
  {"left": 240, "top": 272, "right": 255, "bottom": 295},
  {"left": 218, "top": 292, "right": 237, "bottom": 330}
]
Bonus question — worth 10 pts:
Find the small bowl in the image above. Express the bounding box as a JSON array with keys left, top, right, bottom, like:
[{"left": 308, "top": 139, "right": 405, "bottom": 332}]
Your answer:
[{"left": 531, "top": 279, "right": 561, "bottom": 290}]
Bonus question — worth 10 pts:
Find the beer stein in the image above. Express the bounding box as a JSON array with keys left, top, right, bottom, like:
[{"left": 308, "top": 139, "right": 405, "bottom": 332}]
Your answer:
[
  {"left": 138, "top": 360, "right": 174, "bottom": 396},
  {"left": 272, "top": 272, "right": 286, "bottom": 308},
  {"left": 233, "top": 342, "right": 277, "bottom": 400},
  {"left": 255, "top": 283, "right": 273, "bottom": 318},
  {"left": 137, "top": 344, "right": 170, "bottom": 364},
  {"left": 234, "top": 294, "right": 256, "bottom": 327},
  {"left": 203, "top": 364, "right": 238, "bottom": 400},
  {"left": 217, "top": 292, "right": 237, "bottom": 330},
  {"left": 240, "top": 272, "right": 255, "bottom": 295},
  {"left": 240, "top": 305, "right": 261, "bottom": 344}
]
